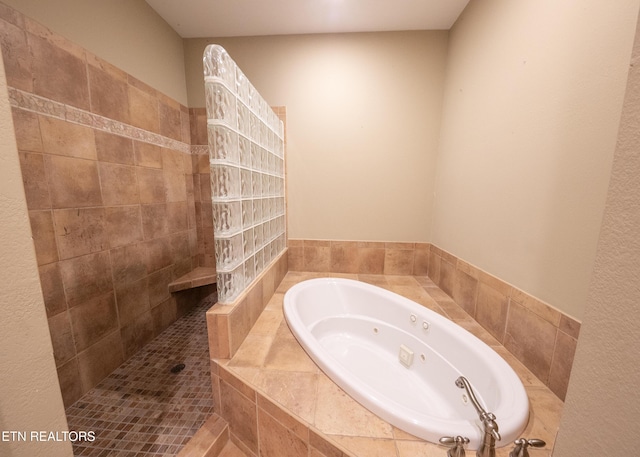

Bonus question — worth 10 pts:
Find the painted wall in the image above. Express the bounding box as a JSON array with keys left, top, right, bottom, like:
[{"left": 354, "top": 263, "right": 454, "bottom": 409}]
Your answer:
[
  {"left": 0, "top": 51, "right": 72, "bottom": 457},
  {"left": 432, "top": 0, "right": 640, "bottom": 319},
  {"left": 554, "top": 8, "right": 640, "bottom": 455},
  {"left": 184, "top": 32, "right": 448, "bottom": 243},
  {"left": 1, "top": 0, "right": 188, "bottom": 105}
]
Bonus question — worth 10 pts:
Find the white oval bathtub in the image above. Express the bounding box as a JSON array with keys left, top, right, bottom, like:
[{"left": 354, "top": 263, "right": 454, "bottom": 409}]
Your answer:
[{"left": 283, "top": 278, "right": 529, "bottom": 449}]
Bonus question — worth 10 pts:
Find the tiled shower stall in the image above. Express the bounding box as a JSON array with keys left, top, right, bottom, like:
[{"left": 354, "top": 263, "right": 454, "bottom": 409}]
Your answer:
[{"left": 0, "top": 3, "right": 214, "bottom": 407}]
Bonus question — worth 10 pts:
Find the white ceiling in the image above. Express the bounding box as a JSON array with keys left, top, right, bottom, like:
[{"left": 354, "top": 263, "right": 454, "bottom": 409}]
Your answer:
[{"left": 146, "top": 0, "right": 471, "bottom": 38}]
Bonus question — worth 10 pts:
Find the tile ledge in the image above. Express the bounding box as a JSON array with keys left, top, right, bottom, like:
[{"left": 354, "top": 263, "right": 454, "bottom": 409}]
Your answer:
[{"left": 169, "top": 267, "right": 217, "bottom": 293}]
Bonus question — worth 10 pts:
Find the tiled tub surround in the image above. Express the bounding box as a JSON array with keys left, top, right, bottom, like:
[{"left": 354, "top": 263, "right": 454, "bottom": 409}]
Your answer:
[
  {"left": 427, "top": 245, "right": 580, "bottom": 402},
  {"left": 212, "top": 272, "right": 564, "bottom": 457},
  {"left": 288, "top": 240, "right": 580, "bottom": 401},
  {"left": 0, "top": 3, "right": 211, "bottom": 406},
  {"left": 204, "top": 45, "right": 287, "bottom": 304}
]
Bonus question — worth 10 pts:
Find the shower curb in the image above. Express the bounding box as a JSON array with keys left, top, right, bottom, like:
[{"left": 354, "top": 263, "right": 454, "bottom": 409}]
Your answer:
[{"left": 177, "top": 413, "right": 230, "bottom": 457}]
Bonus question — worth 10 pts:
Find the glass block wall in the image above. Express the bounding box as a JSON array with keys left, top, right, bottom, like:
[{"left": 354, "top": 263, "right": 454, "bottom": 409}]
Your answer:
[{"left": 203, "top": 45, "right": 286, "bottom": 304}]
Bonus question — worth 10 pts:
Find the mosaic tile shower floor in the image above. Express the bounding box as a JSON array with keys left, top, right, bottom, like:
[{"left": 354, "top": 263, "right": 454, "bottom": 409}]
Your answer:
[{"left": 65, "top": 295, "right": 216, "bottom": 457}]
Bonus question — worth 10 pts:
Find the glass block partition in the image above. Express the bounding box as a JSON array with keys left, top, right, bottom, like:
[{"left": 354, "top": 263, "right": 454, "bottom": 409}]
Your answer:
[{"left": 203, "top": 45, "right": 286, "bottom": 304}]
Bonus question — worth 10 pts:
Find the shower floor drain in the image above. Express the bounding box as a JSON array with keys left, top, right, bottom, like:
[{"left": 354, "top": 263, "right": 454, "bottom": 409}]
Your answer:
[{"left": 170, "top": 363, "right": 186, "bottom": 374}]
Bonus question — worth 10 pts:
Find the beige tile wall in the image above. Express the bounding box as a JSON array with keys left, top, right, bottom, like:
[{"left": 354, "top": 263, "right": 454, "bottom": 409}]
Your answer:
[
  {"left": 428, "top": 245, "right": 580, "bottom": 400},
  {"left": 0, "top": 3, "right": 210, "bottom": 407},
  {"left": 288, "top": 240, "right": 430, "bottom": 276}
]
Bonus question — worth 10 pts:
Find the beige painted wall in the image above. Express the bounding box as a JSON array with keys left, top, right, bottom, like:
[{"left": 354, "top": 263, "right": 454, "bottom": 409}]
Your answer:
[
  {"left": 553, "top": 8, "right": 640, "bottom": 455},
  {"left": 0, "top": 52, "right": 72, "bottom": 457},
  {"left": 184, "top": 32, "right": 448, "bottom": 242},
  {"left": 2, "top": 0, "right": 188, "bottom": 105},
  {"left": 432, "top": 0, "right": 640, "bottom": 319}
]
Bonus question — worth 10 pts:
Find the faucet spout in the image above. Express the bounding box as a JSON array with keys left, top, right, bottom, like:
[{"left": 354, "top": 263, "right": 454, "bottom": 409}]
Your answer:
[
  {"left": 455, "top": 376, "right": 501, "bottom": 457},
  {"left": 455, "top": 377, "right": 488, "bottom": 420}
]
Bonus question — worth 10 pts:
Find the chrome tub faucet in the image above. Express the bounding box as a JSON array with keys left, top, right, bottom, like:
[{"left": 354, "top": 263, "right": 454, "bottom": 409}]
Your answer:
[{"left": 455, "top": 376, "right": 501, "bottom": 457}]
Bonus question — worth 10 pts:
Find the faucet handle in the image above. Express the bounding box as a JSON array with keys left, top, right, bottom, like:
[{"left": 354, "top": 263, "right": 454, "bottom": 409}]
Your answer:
[
  {"left": 439, "top": 436, "right": 470, "bottom": 457},
  {"left": 509, "top": 438, "right": 546, "bottom": 457}
]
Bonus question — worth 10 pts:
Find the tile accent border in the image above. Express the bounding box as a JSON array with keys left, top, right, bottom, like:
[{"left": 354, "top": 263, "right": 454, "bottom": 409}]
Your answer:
[{"left": 9, "top": 87, "right": 191, "bottom": 154}]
